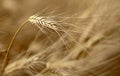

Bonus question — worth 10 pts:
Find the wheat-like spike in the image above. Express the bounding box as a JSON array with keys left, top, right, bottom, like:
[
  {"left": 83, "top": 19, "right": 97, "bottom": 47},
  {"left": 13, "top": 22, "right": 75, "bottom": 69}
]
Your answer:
[
  {"left": 28, "top": 15, "right": 58, "bottom": 30},
  {"left": 5, "top": 54, "right": 46, "bottom": 75},
  {"left": 28, "top": 15, "right": 71, "bottom": 51},
  {"left": 24, "top": 57, "right": 46, "bottom": 75},
  {"left": 30, "top": 14, "right": 85, "bottom": 45}
]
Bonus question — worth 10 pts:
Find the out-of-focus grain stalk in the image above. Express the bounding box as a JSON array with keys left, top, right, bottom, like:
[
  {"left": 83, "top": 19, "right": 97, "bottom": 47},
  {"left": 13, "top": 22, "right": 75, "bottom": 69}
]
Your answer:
[{"left": 0, "top": 20, "right": 28, "bottom": 75}]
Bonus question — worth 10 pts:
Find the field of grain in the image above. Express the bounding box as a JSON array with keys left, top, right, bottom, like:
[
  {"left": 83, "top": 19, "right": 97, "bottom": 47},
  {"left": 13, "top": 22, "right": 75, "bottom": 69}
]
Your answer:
[{"left": 0, "top": 0, "right": 120, "bottom": 76}]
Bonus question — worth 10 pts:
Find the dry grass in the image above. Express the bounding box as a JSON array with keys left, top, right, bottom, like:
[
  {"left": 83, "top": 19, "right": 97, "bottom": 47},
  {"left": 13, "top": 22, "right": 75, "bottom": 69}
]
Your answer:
[{"left": 0, "top": 0, "right": 120, "bottom": 76}]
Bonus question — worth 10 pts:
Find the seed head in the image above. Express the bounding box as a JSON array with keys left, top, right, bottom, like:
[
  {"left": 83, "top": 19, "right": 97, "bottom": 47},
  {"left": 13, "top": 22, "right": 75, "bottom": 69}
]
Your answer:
[{"left": 28, "top": 15, "right": 58, "bottom": 30}]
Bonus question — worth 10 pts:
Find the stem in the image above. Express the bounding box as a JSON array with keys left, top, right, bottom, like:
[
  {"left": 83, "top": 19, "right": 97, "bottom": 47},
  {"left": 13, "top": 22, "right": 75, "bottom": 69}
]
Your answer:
[{"left": 0, "top": 20, "right": 28, "bottom": 75}]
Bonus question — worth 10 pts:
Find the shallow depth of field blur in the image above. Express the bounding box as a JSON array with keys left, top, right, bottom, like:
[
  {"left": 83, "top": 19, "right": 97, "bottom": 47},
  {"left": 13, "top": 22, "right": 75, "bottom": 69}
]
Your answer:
[{"left": 0, "top": 0, "right": 120, "bottom": 76}]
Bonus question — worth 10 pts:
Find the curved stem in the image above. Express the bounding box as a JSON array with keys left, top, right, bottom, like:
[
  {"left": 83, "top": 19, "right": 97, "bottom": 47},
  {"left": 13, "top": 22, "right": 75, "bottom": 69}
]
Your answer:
[{"left": 0, "top": 20, "right": 28, "bottom": 75}]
